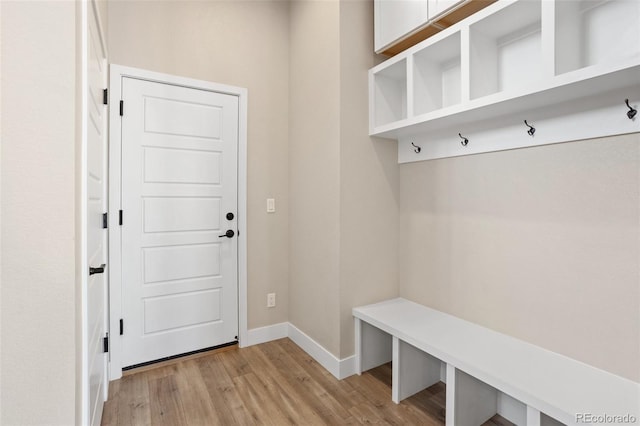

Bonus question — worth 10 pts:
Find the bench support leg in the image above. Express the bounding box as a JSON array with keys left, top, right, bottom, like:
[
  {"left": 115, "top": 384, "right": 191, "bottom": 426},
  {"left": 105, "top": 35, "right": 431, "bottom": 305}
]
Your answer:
[
  {"left": 392, "top": 336, "right": 441, "bottom": 403},
  {"left": 447, "top": 365, "right": 498, "bottom": 426},
  {"left": 526, "top": 406, "right": 541, "bottom": 426}
]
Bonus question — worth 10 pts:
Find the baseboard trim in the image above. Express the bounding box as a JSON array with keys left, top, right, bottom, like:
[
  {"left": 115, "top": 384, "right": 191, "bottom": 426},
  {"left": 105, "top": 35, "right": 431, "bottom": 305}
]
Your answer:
[
  {"left": 245, "top": 322, "right": 356, "bottom": 380},
  {"left": 245, "top": 322, "right": 288, "bottom": 347}
]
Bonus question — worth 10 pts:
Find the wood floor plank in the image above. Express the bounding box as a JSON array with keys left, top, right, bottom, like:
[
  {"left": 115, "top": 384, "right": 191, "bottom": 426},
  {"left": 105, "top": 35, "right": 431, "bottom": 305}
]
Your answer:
[
  {"left": 196, "top": 354, "right": 256, "bottom": 426},
  {"left": 116, "top": 371, "right": 151, "bottom": 426},
  {"left": 173, "top": 360, "right": 221, "bottom": 426},
  {"left": 102, "top": 338, "right": 449, "bottom": 426},
  {"left": 148, "top": 375, "right": 188, "bottom": 426}
]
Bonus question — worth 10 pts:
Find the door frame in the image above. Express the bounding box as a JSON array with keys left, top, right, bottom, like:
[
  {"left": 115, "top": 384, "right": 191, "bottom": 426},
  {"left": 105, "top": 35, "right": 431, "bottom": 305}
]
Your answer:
[{"left": 107, "top": 64, "right": 248, "bottom": 380}]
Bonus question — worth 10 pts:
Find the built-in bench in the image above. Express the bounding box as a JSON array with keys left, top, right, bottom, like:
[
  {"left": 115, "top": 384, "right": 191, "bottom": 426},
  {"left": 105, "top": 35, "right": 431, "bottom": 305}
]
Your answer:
[{"left": 353, "top": 298, "right": 639, "bottom": 426}]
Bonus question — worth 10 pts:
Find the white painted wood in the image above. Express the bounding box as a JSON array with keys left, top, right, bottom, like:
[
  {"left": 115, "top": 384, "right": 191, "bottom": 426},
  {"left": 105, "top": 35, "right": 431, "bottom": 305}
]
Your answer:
[
  {"left": 373, "top": 58, "right": 408, "bottom": 128},
  {"left": 428, "top": 0, "right": 464, "bottom": 20},
  {"left": 413, "top": 31, "right": 461, "bottom": 115},
  {"left": 359, "top": 319, "right": 393, "bottom": 373},
  {"left": 393, "top": 337, "right": 442, "bottom": 403},
  {"left": 353, "top": 298, "right": 640, "bottom": 426},
  {"left": 288, "top": 322, "right": 356, "bottom": 380},
  {"left": 109, "top": 65, "right": 248, "bottom": 379},
  {"left": 445, "top": 364, "right": 457, "bottom": 426},
  {"left": 81, "top": 1, "right": 108, "bottom": 425},
  {"left": 498, "top": 392, "right": 527, "bottom": 426},
  {"left": 375, "top": 0, "right": 429, "bottom": 53},
  {"left": 555, "top": 0, "right": 640, "bottom": 76},
  {"left": 369, "top": 0, "right": 640, "bottom": 161},
  {"left": 527, "top": 406, "right": 542, "bottom": 426},
  {"left": 120, "top": 77, "right": 238, "bottom": 367},
  {"left": 455, "top": 369, "right": 498, "bottom": 426},
  {"left": 397, "top": 86, "right": 640, "bottom": 163},
  {"left": 355, "top": 318, "right": 362, "bottom": 374},
  {"left": 246, "top": 322, "right": 289, "bottom": 347}
]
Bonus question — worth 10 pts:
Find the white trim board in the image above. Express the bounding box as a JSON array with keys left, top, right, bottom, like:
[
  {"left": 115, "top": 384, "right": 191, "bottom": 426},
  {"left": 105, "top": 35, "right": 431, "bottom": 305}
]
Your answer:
[
  {"left": 245, "top": 322, "right": 357, "bottom": 381},
  {"left": 107, "top": 64, "right": 248, "bottom": 380},
  {"left": 398, "top": 85, "right": 640, "bottom": 162}
]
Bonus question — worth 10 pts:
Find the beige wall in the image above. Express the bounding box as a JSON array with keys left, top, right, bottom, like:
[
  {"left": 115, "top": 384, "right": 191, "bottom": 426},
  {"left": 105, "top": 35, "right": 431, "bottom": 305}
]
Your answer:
[
  {"left": 288, "top": 0, "right": 342, "bottom": 355},
  {"left": 1, "top": 1, "right": 77, "bottom": 424},
  {"left": 399, "top": 135, "right": 640, "bottom": 382},
  {"left": 108, "top": 1, "right": 290, "bottom": 329},
  {"left": 337, "top": 0, "right": 399, "bottom": 358},
  {"left": 288, "top": 0, "right": 399, "bottom": 358}
]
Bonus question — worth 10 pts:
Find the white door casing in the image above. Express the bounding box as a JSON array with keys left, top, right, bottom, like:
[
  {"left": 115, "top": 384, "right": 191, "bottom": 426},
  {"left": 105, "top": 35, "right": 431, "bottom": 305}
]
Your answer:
[
  {"left": 108, "top": 66, "right": 248, "bottom": 378},
  {"left": 81, "top": 1, "right": 109, "bottom": 425}
]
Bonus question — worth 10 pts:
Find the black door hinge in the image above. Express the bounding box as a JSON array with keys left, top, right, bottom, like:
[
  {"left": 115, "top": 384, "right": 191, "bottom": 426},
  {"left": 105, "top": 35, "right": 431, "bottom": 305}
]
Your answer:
[
  {"left": 103, "top": 89, "right": 108, "bottom": 105},
  {"left": 119, "top": 319, "right": 124, "bottom": 335},
  {"left": 102, "top": 212, "right": 108, "bottom": 229},
  {"left": 119, "top": 100, "right": 124, "bottom": 116},
  {"left": 119, "top": 210, "right": 123, "bottom": 225},
  {"left": 103, "top": 333, "right": 109, "bottom": 353}
]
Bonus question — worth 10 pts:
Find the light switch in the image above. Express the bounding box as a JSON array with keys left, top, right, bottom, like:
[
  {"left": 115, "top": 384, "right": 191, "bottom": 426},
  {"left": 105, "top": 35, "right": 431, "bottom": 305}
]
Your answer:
[{"left": 267, "top": 198, "right": 275, "bottom": 213}]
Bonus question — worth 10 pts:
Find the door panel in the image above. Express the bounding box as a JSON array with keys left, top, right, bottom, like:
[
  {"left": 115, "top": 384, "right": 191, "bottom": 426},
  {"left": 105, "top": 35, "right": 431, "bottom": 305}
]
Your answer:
[
  {"left": 86, "top": 2, "right": 108, "bottom": 425},
  {"left": 121, "top": 77, "right": 238, "bottom": 367}
]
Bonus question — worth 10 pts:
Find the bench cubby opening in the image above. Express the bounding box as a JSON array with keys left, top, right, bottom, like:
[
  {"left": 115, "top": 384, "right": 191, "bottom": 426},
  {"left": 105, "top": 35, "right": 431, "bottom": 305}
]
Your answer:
[
  {"left": 447, "top": 366, "right": 528, "bottom": 426},
  {"left": 540, "top": 412, "right": 566, "bottom": 426},
  {"left": 392, "top": 337, "right": 446, "bottom": 403}
]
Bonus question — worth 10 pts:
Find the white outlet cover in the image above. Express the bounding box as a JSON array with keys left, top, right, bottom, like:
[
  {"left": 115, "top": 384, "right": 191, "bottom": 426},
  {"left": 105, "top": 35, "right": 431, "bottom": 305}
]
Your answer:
[{"left": 267, "top": 198, "right": 275, "bottom": 213}]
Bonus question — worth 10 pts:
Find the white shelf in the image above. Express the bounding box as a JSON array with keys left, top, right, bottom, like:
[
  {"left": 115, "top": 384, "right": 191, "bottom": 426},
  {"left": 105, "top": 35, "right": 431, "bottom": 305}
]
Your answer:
[{"left": 368, "top": 0, "right": 640, "bottom": 161}]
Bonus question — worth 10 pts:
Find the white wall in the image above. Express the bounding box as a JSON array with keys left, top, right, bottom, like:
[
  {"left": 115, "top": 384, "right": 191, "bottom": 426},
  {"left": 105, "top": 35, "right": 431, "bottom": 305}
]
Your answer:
[
  {"left": 399, "top": 134, "right": 640, "bottom": 382},
  {"left": 1, "top": 1, "right": 77, "bottom": 424}
]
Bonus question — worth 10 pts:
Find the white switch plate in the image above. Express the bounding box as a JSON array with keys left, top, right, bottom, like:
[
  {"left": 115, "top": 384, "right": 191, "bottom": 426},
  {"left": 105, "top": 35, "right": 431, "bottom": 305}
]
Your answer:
[
  {"left": 267, "top": 198, "right": 275, "bottom": 213},
  {"left": 267, "top": 293, "right": 276, "bottom": 308}
]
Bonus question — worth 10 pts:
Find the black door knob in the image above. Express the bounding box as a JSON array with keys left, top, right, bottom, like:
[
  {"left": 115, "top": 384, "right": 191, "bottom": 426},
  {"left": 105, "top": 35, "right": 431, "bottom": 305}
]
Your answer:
[
  {"left": 219, "top": 229, "right": 235, "bottom": 238},
  {"left": 226, "top": 212, "right": 234, "bottom": 221}
]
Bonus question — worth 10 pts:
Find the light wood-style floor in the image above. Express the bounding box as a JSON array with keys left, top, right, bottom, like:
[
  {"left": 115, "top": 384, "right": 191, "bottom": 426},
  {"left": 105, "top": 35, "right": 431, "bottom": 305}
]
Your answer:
[{"left": 102, "top": 338, "right": 513, "bottom": 426}]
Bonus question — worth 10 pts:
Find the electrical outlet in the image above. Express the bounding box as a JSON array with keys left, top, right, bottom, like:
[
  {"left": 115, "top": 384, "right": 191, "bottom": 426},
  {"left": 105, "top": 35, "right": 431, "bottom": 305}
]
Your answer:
[{"left": 267, "top": 293, "right": 276, "bottom": 308}]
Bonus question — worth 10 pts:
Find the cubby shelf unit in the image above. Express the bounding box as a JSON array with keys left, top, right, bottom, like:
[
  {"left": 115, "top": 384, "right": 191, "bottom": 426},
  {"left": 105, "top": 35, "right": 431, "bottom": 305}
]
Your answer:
[{"left": 369, "top": 0, "right": 640, "bottom": 162}]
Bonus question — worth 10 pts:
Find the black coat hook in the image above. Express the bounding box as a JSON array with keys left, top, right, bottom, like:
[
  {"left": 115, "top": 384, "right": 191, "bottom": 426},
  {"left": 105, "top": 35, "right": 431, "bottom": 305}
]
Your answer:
[
  {"left": 411, "top": 142, "right": 421, "bottom": 153},
  {"left": 524, "top": 120, "right": 535, "bottom": 136},
  {"left": 625, "top": 99, "right": 637, "bottom": 120},
  {"left": 458, "top": 133, "right": 469, "bottom": 147}
]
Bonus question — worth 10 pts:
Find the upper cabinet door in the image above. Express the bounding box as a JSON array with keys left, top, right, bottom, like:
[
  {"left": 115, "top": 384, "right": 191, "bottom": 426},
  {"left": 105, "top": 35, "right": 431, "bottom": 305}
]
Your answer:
[
  {"left": 428, "top": 0, "right": 464, "bottom": 20},
  {"left": 375, "top": 0, "right": 429, "bottom": 53}
]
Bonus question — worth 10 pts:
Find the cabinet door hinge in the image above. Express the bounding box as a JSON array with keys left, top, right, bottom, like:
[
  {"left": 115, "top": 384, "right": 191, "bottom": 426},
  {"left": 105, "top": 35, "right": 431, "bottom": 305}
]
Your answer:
[
  {"left": 103, "top": 333, "right": 109, "bottom": 353},
  {"left": 102, "top": 212, "right": 108, "bottom": 229},
  {"left": 103, "top": 89, "right": 108, "bottom": 105},
  {"left": 119, "top": 210, "right": 123, "bottom": 225},
  {"left": 119, "top": 100, "right": 124, "bottom": 116}
]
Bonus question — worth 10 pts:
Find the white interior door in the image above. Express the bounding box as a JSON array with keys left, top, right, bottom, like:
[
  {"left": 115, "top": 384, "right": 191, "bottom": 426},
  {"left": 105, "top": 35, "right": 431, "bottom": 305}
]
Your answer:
[
  {"left": 85, "top": 1, "right": 108, "bottom": 425},
  {"left": 120, "top": 77, "right": 239, "bottom": 367}
]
